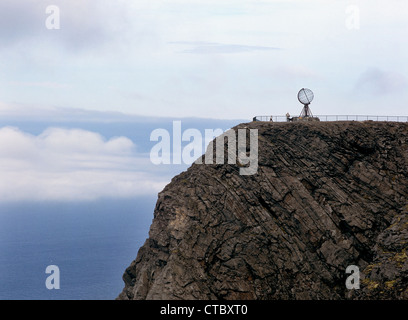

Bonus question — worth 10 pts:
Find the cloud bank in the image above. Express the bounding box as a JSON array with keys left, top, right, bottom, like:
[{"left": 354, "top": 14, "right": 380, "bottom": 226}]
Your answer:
[{"left": 0, "top": 127, "right": 168, "bottom": 202}]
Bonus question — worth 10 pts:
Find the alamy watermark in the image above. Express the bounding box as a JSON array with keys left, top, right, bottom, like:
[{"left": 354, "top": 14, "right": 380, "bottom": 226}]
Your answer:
[
  {"left": 345, "top": 265, "right": 360, "bottom": 290},
  {"left": 45, "top": 5, "right": 60, "bottom": 30},
  {"left": 150, "top": 121, "right": 258, "bottom": 175},
  {"left": 45, "top": 265, "right": 60, "bottom": 290},
  {"left": 345, "top": 4, "right": 360, "bottom": 30}
]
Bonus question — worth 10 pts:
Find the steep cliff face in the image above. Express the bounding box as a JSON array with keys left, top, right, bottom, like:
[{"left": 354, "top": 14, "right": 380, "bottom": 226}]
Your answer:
[{"left": 118, "top": 121, "right": 408, "bottom": 300}]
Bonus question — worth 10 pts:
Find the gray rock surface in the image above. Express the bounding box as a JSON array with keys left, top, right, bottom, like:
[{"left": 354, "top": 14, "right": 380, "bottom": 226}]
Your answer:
[{"left": 118, "top": 121, "right": 408, "bottom": 300}]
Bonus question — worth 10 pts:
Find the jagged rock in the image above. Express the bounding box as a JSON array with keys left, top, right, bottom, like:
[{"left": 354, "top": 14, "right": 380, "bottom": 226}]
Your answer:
[{"left": 117, "top": 121, "right": 408, "bottom": 300}]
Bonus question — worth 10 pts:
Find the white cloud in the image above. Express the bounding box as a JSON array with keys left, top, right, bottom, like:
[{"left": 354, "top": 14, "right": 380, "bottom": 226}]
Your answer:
[
  {"left": 0, "top": 0, "right": 130, "bottom": 49},
  {"left": 354, "top": 68, "right": 408, "bottom": 95},
  {"left": 0, "top": 127, "right": 168, "bottom": 202}
]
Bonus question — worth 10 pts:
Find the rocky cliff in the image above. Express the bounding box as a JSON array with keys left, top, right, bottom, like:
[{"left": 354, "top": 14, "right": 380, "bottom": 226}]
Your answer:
[{"left": 118, "top": 121, "right": 408, "bottom": 300}]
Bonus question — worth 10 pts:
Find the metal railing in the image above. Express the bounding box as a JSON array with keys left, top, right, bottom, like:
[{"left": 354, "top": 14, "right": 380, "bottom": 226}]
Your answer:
[{"left": 253, "top": 115, "right": 408, "bottom": 122}]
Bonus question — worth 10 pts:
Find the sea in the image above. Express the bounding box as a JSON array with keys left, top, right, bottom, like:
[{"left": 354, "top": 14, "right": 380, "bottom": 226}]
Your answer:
[{"left": 0, "top": 197, "right": 156, "bottom": 300}]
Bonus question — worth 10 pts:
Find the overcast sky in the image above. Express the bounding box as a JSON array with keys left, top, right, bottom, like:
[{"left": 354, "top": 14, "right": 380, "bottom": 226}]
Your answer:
[
  {"left": 0, "top": 0, "right": 407, "bottom": 203},
  {"left": 0, "top": 0, "right": 406, "bottom": 120}
]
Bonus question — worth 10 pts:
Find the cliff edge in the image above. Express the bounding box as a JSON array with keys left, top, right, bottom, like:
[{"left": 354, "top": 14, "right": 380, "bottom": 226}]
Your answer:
[{"left": 118, "top": 121, "right": 408, "bottom": 300}]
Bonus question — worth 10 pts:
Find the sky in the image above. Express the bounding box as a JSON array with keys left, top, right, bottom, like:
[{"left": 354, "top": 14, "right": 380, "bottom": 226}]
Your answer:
[{"left": 0, "top": 0, "right": 407, "bottom": 203}]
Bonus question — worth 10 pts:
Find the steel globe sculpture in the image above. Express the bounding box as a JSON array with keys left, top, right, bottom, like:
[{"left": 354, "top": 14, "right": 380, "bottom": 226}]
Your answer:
[
  {"left": 287, "top": 88, "right": 320, "bottom": 122},
  {"left": 298, "top": 88, "right": 314, "bottom": 106},
  {"left": 298, "top": 88, "right": 314, "bottom": 118}
]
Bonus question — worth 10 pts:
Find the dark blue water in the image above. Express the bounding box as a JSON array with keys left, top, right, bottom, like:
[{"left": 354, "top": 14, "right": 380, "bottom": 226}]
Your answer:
[{"left": 0, "top": 197, "right": 156, "bottom": 300}]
